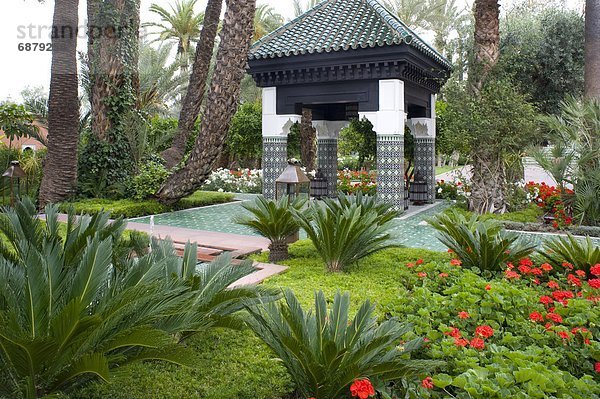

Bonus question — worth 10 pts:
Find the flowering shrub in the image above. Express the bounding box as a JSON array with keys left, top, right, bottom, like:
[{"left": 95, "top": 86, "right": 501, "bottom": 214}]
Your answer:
[
  {"left": 525, "top": 182, "right": 574, "bottom": 229},
  {"left": 389, "top": 255, "right": 600, "bottom": 399},
  {"left": 436, "top": 179, "right": 470, "bottom": 209},
  {"left": 202, "top": 168, "right": 262, "bottom": 193},
  {"left": 337, "top": 169, "right": 377, "bottom": 195}
]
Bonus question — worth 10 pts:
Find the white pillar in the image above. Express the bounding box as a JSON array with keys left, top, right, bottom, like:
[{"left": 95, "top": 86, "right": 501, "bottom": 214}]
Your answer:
[
  {"left": 262, "top": 87, "right": 301, "bottom": 199},
  {"left": 313, "top": 120, "right": 349, "bottom": 197},
  {"left": 360, "top": 80, "right": 406, "bottom": 210}
]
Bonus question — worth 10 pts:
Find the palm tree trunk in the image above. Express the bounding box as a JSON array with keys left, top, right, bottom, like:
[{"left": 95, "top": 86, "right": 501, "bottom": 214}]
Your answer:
[
  {"left": 300, "top": 108, "right": 317, "bottom": 171},
  {"left": 156, "top": 0, "right": 256, "bottom": 202},
  {"left": 585, "top": 0, "right": 600, "bottom": 99},
  {"left": 470, "top": 0, "right": 500, "bottom": 96},
  {"left": 268, "top": 240, "right": 289, "bottom": 263},
  {"left": 39, "top": 0, "right": 80, "bottom": 206},
  {"left": 468, "top": 0, "right": 503, "bottom": 214},
  {"left": 162, "top": 0, "right": 223, "bottom": 168}
]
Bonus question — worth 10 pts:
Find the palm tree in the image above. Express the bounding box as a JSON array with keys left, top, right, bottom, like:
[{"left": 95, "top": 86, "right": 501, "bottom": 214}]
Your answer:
[
  {"left": 292, "top": 0, "right": 322, "bottom": 17},
  {"left": 425, "top": 0, "right": 469, "bottom": 57},
  {"left": 383, "top": 0, "right": 437, "bottom": 32},
  {"left": 138, "top": 41, "right": 189, "bottom": 116},
  {"left": 156, "top": 0, "right": 257, "bottom": 202},
  {"left": 160, "top": 0, "right": 223, "bottom": 168},
  {"left": 144, "top": 0, "right": 204, "bottom": 73},
  {"left": 254, "top": 4, "right": 284, "bottom": 40},
  {"left": 235, "top": 196, "right": 306, "bottom": 262},
  {"left": 470, "top": 0, "right": 500, "bottom": 96},
  {"left": 585, "top": 0, "right": 600, "bottom": 98},
  {"left": 38, "top": 0, "right": 80, "bottom": 207}
]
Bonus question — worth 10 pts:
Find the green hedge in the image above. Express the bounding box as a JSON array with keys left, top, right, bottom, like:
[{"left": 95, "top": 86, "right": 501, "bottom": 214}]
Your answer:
[
  {"left": 449, "top": 203, "right": 543, "bottom": 224},
  {"left": 59, "top": 191, "right": 235, "bottom": 218}
]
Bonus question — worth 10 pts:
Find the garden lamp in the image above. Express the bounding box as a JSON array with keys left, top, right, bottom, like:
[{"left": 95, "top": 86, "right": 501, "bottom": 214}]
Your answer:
[
  {"left": 275, "top": 160, "right": 310, "bottom": 201},
  {"left": 2, "top": 160, "right": 26, "bottom": 206}
]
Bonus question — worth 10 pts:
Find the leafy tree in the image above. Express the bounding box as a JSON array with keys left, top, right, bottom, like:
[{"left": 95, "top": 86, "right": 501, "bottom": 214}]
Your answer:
[
  {"left": 339, "top": 117, "right": 377, "bottom": 169},
  {"left": 20, "top": 87, "right": 48, "bottom": 125},
  {"left": 442, "top": 79, "right": 539, "bottom": 213},
  {"left": 0, "top": 103, "right": 38, "bottom": 142},
  {"left": 144, "top": 0, "right": 205, "bottom": 73},
  {"left": 225, "top": 102, "right": 262, "bottom": 167},
  {"left": 498, "top": 9, "right": 585, "bottom": 114}
]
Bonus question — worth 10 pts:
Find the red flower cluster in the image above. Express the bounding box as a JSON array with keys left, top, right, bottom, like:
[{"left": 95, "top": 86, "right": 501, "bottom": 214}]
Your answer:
[
  {"left": 350, "top": 379, "right": 375, "bottom": 399},
  {"left": 446, "top": 324, "right": 495, "bottom": 350},
  {"left": 421, "top": 377, "right": 434, "bottom": 389},
  {"left": 525, "top": 182, "right": 574, "bottom": 229}
]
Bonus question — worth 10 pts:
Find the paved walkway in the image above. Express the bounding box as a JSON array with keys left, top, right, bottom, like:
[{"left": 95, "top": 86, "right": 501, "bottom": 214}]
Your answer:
[{"left": 436, "top": 162, "right": 558, "bottom": 186}]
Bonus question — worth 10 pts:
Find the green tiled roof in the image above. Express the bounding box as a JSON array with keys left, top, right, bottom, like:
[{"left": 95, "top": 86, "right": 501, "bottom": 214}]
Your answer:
[{"left": 249, "top": 0, "right": 451, "bottom": 69}]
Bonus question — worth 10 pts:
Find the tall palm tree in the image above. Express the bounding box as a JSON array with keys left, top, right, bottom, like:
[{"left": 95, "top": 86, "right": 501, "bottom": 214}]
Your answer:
[
  {"left": 466, "top": 0, "right": 503, "bottom": 214},
  {"left": 161, "top": 0, "right": 223, "bottom": 168},
  {"left": 254, "top": 4, "right": 284, "bottom": 40},
  {"left": 144, "top": 0, "right": 204, "bottom": 73},
  {"left": 383, "top": 0, "right": 437, "bottom": 32},
  {"left": 39, "top": 0, "right": 80, "bottom": 206},
  {"left": 292, "top": 0, "right": 322, "bottom": 17},
  {"left": 138, "top": 41, "right": 189, "bottom": 116},
  {"left": 157, "top": 0, "right": 257, "bottom": 202},
  {"left": 585, "top": 0, "right": 600, "bottom": 99},
  {"left": 425, "top": 0, "right": 469, "bottom": 57}
]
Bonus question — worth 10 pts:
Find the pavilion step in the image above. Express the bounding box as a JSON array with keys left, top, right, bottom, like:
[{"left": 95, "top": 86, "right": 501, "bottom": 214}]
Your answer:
[{"left": 172, "top": 240, "right": 262, "bottom": 259}]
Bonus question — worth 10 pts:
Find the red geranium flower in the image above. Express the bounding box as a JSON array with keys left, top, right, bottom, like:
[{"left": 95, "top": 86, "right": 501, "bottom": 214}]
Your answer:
[
  {"left": 562, "top": 262, "right": 574, "bottom": 270},
  {"left": 588, "top": 279, "right": 600, "bottom": 289},
  {"left": 529, "top": 312, "right": 544, "bottom": 322},
  {"left": 485, "top": 284, "right": 491, "bottom": 290},
  {"left": 439, "top": 273, "right": 449, "bottom": 278},
  {"left": 531, "top": 268, "right": 543, "bottom": 276},
  {"left": 539, "top": 296, "right": 553, "bottom": 305},
  {"left": 421, "top": 377, "right": 434, "bottom": 389},
  {"left": 518, "top": 265, "right": 532, "bottom": 274},
  {"left": 547, "top": 281, "right": 560, "bottom": 290},
  {"left": 418, "top": 272, "right": 427, "bottom": 278},
  {"left": 541, "top": 263, "right": 553, "bottom": 272},
  {"left": 469, "top": 337, "right": 485, "bottom": 350},
  {"left": 350, "top": 379, "right": 375, "bottom": 399},
  {"left": 595, "top": 362, "right": 600, "bottom": 373},
  {"left": 567, "top": 274, "right": 582, "bottom": 287},
  {"left": 450, "top": 259, "right": 462, "bottom": 266},
  {"left": 590, "top": 264, "right": 600, "bottom": 277},
  {"left": 557, "top": 331, "right": 571, "bottom": 340},
  {"left": 445, "top": 327, "right": 461, "bottom": 338},
  {"left": 454, "top": 337, "right": 469, "bottom": 347},
  {"left": 546, "top": 313, "right": 563, "bottom": 324},
  {"left": 475, "top": 325, "right": 494, "bottom": 338},
  {"left": 458, "top": 311, "right": 470, "bottom": 319},
  {"left": 416, "top": 259, "right": 424, "bottom": 265},
  {"left": 505, "top": 270, "right": 521, "bottom": 279},
  {"left": 406, "top": 262, "right": 415, "bottom": 268},
  {"left": 575, "top": 270, "right": 586, "bottom": 277},
  {"left": 519, "top": 258, "right": 533, "bottom": 267}
]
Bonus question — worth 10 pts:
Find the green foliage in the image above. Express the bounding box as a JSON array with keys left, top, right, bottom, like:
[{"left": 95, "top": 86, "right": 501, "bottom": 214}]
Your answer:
[
  {"left": 294, "top": 193, "right": 399, "bottom": 271},
  {"left": 129, "top": 160, "right": 170, "bottom": 199},
  {"left": 498, "top": 9, "right": 584, "bottom": 114},
  {"left": 0, "top": 103, "right": 38, "bottom": 141},
  {"left": 0, "top": 199, "right": 270, "bottom": 398},
  {"left": 148, "top": 115, "right": 178, "bottom": 153},
  {"left": 452, "top": 204, "right": 543, "bottom": 224},
  {"left": 287, "top": 123, "right": 301, "bottom": 160},
  {"left": 540, "top": 235, "right": 600, "bottom": 274},
  {"left": 429, "top": 209, "right": 536, "bottom": 272},
  {"left": 245, "top": 289, "right": 440, "bottom": 399},
  {"left": 60, "top": 191, "right": 234, "bottom": 218},
  {"left": 339, "top": 117, "right": 377, "bottom": 169},
  {"left": 440, "top": 79, "right": 540, "bottom": 158},
  {"left": 225, "top": 102, "right": 263, "bottom": 167}
]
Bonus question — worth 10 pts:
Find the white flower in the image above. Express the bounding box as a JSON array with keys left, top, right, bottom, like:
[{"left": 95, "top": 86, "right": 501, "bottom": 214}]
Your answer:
[{"left": 218, "top": 188, "right": 224, "bottom": 192}]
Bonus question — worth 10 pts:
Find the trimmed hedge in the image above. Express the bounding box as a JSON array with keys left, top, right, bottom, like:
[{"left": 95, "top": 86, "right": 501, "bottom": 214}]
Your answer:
[
  {"left": 59, "top": 191, "right": 235, "bottom": 218},
  {"left": 450, "top": 203, "right": 543, "bottom": 224}
]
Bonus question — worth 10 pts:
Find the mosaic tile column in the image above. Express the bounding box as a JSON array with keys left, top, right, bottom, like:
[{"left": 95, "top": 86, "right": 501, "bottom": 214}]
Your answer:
[
  {"left": 262, "top": 136, "right": 287, "bottom": 199},
  {"left": 317, "top": 138, "right": 338, "bottom": 197},
  {"left": 414, "top": 137, "right": 436, "bottom": 203},
  {"left": 376, "top": 134, "right": 405, "bottom": 211}
]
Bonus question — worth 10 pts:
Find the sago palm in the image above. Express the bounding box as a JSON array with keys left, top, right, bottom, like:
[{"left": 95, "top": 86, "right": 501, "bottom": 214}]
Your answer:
[
  {"left": 0, "top": 199, "right": 270, "bottom": 398},
  {"left": 429, "top": 210, "right": 536, "bottom": 272},
  {"left": 235, "top": 196, "right": 306, "bottom": 263},
  {"left": 245, "top": 290, "right": 442, "bottom": 399},
  {"left": 294, "top": 196, "right": 399, "bottom": 272},
  {"left": 541, "top": 234, "right": 600, "bottom": 275}
]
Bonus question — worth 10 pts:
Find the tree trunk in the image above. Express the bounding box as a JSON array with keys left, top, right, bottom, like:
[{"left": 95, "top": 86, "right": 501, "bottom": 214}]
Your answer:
[
  {"left": 470, "top": 0, "right": 500, "bottom": 96},
  {"left": 268, "top": 240, "right": 289, "bottom": 263},
  {"left": 300, "top": 108, "right": 317, "bottom": 171},
  {"left": 468, "top": 0, "right": 503, "bottom": 214},
  {"left": 585, "top": 0, "right": 600, "bottom": 99},
  {"left": 39, "top": 0, "right": 80, "bottom": 206},
  {"left": 156, "top": 0, "right": 256, "bottom": 202},
  {"left": 162, "top": 0, "right": 223, "bottom": 168}
]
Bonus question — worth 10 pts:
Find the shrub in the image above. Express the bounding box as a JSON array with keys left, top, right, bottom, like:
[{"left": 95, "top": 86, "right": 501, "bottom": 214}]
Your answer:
[
  {"left": 129, "top": 160, "right": 170, "bottom": 199},
  {"left": 234, "top": 196, "right": 306, "bottom": 262},
  {"left": 541, "top": 234, "right": 600, "bottom": 275},
  {"left": 429, "top": 209, "right": 536, "bottom": 272},
  {"left": 294, "top": 194, "right": 399, "bottom": 272},
  {"left": 0, "top": 200, "right": 270, "bottom": 398},
  {"left": 202, "top": 168, "right": 263, "bottom": 194},
  {"left": 245, "top": 289, "right": 441, "bottom": 399},
  {"left": 173, "top": 191, "right": 234, "bottom": 210},
  {"left": 59, "top": 198, "right": 168, "bottom": 218}
]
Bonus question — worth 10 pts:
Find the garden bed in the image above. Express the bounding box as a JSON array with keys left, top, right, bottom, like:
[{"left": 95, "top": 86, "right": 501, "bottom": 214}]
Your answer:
[
  {"left": 73, "top": 241, "right": 600, "bottom": 399},
  {"left": 59, "top": 191, "right": 235, "bottom": 218}
]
